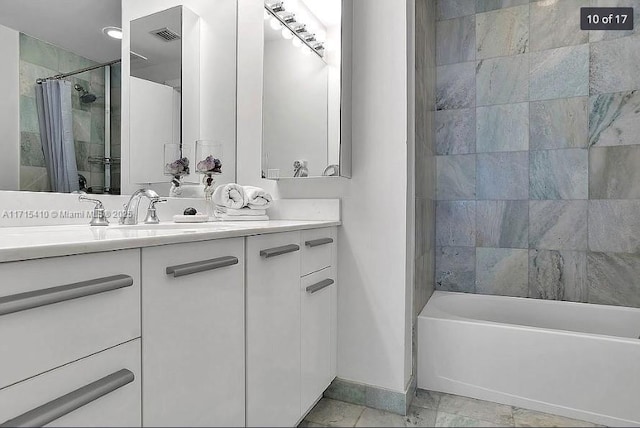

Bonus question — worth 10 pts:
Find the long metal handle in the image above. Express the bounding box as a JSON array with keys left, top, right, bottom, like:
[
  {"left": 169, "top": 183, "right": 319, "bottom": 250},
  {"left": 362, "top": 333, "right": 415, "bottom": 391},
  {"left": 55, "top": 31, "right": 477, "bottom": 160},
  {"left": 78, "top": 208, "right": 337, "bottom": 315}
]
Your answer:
[
  {"left": 305, "top": 238, "right": 334, "bottom": 248},
  {"left": 306, "top": 279, "right": 335, "bottom": 294},
  {"left": 166, "top": 256, "right": 239, "bottom": 278},
  {"left": 0, "top": 275, "right": 133, "bottom": 317},
  {"left": 260, "top": 244, "right": 300, "bottom": 259},
  {"left": 0, "top": 369, "right": 134, "bottom": 428}
]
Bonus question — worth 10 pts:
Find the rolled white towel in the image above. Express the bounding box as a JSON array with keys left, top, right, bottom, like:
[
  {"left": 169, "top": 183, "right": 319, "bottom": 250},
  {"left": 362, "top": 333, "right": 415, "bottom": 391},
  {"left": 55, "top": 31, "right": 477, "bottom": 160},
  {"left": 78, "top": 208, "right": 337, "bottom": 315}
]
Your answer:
[
  {"left": 243, "top": 185, "right": 273, "bottom": 209},
  {"left": 215, "top": 206, "right": 267, "bottom": 216},
  {"left": 212, "top": 183, "right": 246, "bottom": 209}
]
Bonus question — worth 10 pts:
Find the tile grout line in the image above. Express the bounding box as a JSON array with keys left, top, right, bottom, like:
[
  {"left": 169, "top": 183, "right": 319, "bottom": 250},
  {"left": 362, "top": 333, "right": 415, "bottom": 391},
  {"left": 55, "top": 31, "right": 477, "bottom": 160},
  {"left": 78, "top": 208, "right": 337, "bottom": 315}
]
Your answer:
[
  {"left": 351, "top": 405, "right": 366, "bottom": 428},
  {"left": 527, "top": 0, "right": 532, "bottom": 298}
]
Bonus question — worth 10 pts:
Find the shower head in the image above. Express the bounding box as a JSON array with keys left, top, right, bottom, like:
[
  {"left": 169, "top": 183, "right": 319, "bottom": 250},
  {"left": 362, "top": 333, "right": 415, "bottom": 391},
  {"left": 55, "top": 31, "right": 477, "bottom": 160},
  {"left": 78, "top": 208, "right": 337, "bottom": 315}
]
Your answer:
[
  {"left": 81, "top": 93, "right": 97, "bottom": 103},
  {"left": 74, "top": 84, "right": 97, "bottom": 104}
]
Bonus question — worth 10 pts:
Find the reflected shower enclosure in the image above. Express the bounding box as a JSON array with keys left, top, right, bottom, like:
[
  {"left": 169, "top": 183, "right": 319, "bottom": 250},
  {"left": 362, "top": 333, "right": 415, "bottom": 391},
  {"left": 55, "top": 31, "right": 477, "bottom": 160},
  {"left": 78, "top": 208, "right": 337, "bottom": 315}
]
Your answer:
[{"left": 21, "top": 33, "right": 122, "bottom": 194}]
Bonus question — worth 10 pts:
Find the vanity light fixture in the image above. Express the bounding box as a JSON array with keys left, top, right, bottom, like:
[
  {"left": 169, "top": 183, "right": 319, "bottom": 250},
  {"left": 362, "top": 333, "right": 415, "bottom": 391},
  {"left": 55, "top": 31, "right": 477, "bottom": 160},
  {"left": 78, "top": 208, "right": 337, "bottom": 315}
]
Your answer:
[
  {"left": 269, "top": 2, "right": 285, "bottom": 13},
  {"left": 269, "top": 17, "right": 282, "bottom": 30},
  {"left": 102, "top": 26, "right": 123, "bottom": 40},
  {"left": 282, "top": 28, "right": 294, "bottom": 40},
  {"left": 281, "top": 13, "right": 296, "bottom": 24},
  {"left": 264, "top": 2, "right": 325, "bottom": 59}
]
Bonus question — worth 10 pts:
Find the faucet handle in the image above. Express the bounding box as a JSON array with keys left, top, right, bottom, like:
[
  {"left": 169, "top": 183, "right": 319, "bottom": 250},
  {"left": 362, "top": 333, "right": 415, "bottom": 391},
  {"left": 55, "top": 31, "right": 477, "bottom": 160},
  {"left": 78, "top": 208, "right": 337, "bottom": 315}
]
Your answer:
[
  {"left": 79, "top": 195, "right": 109, "bottom": 226},
  {"left": 144, "top": 198, "right": 167, "bottom": 224}
]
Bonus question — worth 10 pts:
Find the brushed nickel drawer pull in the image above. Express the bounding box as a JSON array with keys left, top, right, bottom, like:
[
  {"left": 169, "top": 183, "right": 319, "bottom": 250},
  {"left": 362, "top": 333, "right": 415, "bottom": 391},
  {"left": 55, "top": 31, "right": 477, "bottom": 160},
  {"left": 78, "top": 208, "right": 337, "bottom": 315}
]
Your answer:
[
  {"left": 0, "top": 275, "right": 134, "bottom": 317},
  {"left": 306, "top": 279, "right": 335, "bottom": 294},
  {"left": 260, "top": 244, "right": 300, "bottom": 259},
  {"left": 166, "top": 256, "right": 239, "bottom": 278},
  {"left": 0, "top": 369, "right": 135, "bottom": 427},
  {"left": 305, "top": 238, "right": 334, "bottom": 248}
]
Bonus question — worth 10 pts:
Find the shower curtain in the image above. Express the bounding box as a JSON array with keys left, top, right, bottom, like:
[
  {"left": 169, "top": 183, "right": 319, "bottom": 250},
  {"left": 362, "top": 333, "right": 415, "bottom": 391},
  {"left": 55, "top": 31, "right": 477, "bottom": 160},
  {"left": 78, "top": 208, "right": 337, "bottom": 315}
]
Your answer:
[{"left": 35, "top": 80, "right": 79, "bottom": 193}]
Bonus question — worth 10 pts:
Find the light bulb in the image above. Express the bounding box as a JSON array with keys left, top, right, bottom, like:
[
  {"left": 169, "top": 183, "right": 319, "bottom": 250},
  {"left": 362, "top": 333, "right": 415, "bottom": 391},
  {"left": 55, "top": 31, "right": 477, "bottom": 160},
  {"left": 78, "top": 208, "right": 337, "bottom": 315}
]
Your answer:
[
  {"left": 270, "top": 17, "right": 282, "bottom": 30},
  {"left": 282, "top": 28, "right": 294, "bottom": 40},
  {"left": 301, "top": 46, "right": 311, "bottom": 55},
  {"left": 292, "top": 38, "right": 303, "bottom": 48},
  {"left": 264, "top": 9, "right": 270, "bottom": 20},
  {"left": 102, "top": 26, "right": 123, "bottom": 40}
]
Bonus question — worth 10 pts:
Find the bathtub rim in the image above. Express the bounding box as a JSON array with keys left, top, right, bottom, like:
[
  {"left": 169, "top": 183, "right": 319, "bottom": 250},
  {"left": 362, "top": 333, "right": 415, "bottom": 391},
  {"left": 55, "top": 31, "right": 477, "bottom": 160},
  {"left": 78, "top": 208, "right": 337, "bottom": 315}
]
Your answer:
[{"left": 419, "top": 291, "right": 640, "bottom": 344}]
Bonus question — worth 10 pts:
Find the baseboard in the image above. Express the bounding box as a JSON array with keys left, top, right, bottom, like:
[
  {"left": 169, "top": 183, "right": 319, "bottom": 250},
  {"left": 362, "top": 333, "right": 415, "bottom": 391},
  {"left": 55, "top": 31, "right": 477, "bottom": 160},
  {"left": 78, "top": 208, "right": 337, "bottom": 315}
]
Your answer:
[{"left": 324, "top": 376, "right": 417, "bottom": 416}]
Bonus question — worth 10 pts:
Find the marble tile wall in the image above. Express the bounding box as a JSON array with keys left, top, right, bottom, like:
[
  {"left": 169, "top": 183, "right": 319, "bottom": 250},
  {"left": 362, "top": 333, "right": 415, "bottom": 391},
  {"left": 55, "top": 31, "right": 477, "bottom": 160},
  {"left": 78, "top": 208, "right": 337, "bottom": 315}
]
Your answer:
[
  {"left": 110, "top": 64, "right": 122, "bottom": 193},
  {"left": 19, "top": 33, "right": 106, "bottom": 193},
  {"left": 433, "top": 0, "right": 640, "bottom": 307},
  {"left": 415, "top": 0, "right": 437, "bottom": 321}
]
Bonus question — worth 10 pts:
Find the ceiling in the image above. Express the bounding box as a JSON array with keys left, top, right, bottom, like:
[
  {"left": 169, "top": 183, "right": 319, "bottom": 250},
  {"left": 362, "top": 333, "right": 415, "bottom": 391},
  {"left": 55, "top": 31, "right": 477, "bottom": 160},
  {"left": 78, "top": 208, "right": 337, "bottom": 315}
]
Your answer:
[
  {"left": 130, "top": 6, "right": 182, "bottom": 85},
  {"left": 0, "top": 0, "right": 121, "bottom": 64}
]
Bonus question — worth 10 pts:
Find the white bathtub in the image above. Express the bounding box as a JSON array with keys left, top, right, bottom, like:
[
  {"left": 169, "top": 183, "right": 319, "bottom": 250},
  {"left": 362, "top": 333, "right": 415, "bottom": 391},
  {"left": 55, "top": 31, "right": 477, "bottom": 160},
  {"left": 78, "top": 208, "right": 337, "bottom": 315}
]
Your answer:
[{"left": 418, "top": 291, "right": 640, "bottom": 427}]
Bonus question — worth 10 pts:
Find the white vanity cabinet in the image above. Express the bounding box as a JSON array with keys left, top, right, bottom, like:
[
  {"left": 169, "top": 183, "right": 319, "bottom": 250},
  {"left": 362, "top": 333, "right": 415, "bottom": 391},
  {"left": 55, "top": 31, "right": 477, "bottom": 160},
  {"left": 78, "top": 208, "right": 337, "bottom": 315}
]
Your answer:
[
  {"left": 246, "top": 227, "right": 337, "bottom": 427},
  {"left": 0, "top": 223, "right": 338, "bottom": 428},
  {"left": 141, "top": 238, "right": 245, "bottom": 427},
  {"left": 0, "top": 250, "right": 142, "bottom": 427},
  {"left": 300, "top": 228, "right": 338, "bottom": 415}
]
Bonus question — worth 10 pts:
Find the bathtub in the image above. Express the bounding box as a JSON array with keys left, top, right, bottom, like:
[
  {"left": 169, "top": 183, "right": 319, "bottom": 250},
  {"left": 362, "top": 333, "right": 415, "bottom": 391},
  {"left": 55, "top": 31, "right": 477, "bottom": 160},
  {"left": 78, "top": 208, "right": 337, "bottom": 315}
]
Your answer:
[{"left": 417, "top": 291, "right": 640, "bottom": 427}]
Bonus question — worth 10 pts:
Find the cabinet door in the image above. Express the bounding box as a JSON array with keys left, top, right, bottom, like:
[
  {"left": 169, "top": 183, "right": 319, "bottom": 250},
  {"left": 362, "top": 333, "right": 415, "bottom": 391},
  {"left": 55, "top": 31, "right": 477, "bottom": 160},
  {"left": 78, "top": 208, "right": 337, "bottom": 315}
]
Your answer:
[
  {"left": 141, "top": 238, "right": 244, "bottom": 427},
  {"left": 246, "top": 232, "right": 302, "bottom": 427},
  {"left": 301, "top": 267, "right": 335, "bottom": 414}
]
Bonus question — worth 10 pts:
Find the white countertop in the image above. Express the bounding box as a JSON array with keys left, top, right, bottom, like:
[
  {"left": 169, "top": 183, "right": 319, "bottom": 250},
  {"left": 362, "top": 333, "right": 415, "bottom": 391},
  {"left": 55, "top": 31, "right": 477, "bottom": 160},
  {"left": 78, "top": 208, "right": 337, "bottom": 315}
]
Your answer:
[{"left": 0, "top": 220, "right": 341, "bottom": 263}]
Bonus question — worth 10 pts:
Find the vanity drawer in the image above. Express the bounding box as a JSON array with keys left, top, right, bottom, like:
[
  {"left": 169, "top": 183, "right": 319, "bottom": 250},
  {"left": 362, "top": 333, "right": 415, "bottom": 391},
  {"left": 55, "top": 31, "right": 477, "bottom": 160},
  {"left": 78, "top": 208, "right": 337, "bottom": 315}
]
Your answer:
[
  {"left": 0, "top": 249, "right": 141, "bottom": 390},
  {"left": 301, "top": 228, "right": 336, "bottom": 276},
  {"left": 0, "top": 339, "right": 141, "bottom": 427}
]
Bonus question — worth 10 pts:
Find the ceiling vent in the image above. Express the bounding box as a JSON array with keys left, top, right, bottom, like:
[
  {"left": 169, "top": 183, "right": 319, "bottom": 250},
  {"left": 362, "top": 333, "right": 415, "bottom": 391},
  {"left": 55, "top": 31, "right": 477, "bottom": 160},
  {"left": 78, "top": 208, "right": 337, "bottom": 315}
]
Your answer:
[{"left": 150, "top": 27, "right": 181, "bottom": 42}]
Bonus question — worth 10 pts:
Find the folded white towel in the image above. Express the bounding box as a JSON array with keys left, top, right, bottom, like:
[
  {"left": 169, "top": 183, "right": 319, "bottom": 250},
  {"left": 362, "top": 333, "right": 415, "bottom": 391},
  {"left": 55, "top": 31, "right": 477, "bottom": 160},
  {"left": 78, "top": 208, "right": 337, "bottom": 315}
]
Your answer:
[
  {"left": 214, "top": 212, "right": 269, "bottom": 221},
  {"left": 243, "top": 185, "right": 273, "bottom": 209},
  {"left": 212, "top": 184, "right": 246, "bottom": 209},
  {"left": 215, "top": 206, "right": 267, "bottom": 216}
]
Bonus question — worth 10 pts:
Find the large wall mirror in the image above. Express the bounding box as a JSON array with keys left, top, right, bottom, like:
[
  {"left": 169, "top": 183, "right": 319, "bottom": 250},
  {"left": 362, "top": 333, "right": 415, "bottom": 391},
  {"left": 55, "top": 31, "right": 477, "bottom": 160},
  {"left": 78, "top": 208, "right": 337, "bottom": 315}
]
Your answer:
[
  {"left": 262, "top": 0, "right": 352, "bottom": 179},
  {"left": 128, "top": 5, "right": 200, "bottom": 187},
  {"left": 0, "top": 0, "right": 122, "bottom": 194}
]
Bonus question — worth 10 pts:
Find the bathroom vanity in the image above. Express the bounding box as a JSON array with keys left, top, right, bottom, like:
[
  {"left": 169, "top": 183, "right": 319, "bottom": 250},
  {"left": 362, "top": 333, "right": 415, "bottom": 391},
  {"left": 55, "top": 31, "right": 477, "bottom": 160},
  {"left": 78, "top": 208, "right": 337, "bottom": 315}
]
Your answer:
[{"left": 0, "top": 221, "right": 339, "bottom": 427}]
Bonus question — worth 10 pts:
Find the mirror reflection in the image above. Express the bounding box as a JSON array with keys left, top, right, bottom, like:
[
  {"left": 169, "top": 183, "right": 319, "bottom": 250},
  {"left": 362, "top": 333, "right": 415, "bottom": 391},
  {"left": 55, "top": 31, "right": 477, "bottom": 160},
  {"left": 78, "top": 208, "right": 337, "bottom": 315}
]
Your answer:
[
  {"left": 0, "top": 0, "right": 122, "bottom": 194},
  {"left": 128, "top": 5, "right": 200, "bottom": 189},
  {"left": 262, "top": 0, "right": 345, "bottom": 179}
]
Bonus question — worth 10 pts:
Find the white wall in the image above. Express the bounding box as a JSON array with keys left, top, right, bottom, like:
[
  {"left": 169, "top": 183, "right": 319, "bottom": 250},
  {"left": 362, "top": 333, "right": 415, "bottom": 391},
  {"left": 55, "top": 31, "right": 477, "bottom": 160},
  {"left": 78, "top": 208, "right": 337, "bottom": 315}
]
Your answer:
[
  {"left": 121, "top": 0, "right": 236, "bottom": 195},
  {"left": 0, "top": 24, "right": 20, "bottom": 191},
  {"left": 237, "top": 0, "right": 411, "bottom": 392}
]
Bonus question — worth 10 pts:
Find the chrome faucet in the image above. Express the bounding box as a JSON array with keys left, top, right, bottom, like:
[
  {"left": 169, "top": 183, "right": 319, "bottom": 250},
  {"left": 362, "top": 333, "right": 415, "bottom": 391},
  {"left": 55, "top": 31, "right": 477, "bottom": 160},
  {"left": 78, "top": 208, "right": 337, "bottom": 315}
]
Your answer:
[
  {"left": 120, "top": 188, "right": 164, "bottom": 225},
  {"left": 79, "top": 195, "right": 109, "bottom": 226}
]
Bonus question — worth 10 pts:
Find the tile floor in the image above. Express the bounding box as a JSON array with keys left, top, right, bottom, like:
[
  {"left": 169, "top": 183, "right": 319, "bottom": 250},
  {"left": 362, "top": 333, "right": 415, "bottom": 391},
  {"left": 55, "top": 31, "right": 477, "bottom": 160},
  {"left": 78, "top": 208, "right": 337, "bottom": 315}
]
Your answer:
[{"left": 299, "top": 390, "right": 603, "bottom": 427}]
